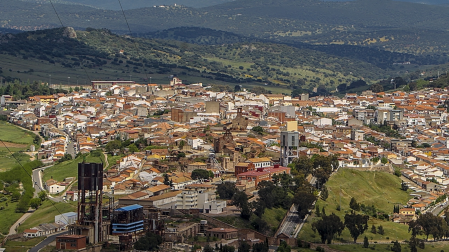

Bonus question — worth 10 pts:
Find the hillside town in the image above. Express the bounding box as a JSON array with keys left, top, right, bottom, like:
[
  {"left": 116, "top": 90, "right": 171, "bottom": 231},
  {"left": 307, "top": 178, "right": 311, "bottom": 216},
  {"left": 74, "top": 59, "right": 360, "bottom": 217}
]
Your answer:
[{"left": 3, "top": 78, "right": 449, "bottom": 251}]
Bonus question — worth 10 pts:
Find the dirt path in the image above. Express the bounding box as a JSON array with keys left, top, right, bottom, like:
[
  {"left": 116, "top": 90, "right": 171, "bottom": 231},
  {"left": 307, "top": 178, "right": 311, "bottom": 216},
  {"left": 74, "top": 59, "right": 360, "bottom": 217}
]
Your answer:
[{"left": 0, "top": 142, "right": 28, "bottom": 148}]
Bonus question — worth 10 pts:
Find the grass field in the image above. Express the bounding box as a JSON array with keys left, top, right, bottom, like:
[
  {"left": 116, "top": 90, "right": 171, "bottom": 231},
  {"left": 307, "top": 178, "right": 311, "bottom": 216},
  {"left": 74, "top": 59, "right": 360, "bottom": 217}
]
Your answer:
[
  {"left": 0, "top": 197, "right": 26, "bottom": 235},
  {"left": 3, "top": 237, "right": 46, "bottom": 252},
  {"left": 0, "top": 147, "right": 31, "bottom": 172},
  {"left": 106, "top": 154, "right": 122, "bottom": 170},
  {"left": 0, "top": 121, "right": 36, "bottom": 172},
  {"left": 18, "top": 200, "right": 77, "bottom": 233},
  {"left": 0, "top": 121, "right": 35, "bottom": 145},
  {"left": 263, "top": 207, "right": 288, "bottom": 232},
  {"left": 330, "top": 242, "right": 449, "bottom": 252},
  {"left": 42, "top": 153, "right": 103, "bottom": 182},
  {"left": 298, "top": 169, "right": 415, "bottom": 243}
]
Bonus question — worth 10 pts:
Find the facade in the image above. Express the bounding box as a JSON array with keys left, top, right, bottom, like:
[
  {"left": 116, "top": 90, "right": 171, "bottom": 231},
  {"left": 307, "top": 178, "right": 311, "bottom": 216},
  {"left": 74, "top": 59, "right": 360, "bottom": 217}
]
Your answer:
[
  {"left": 237, "top": 165, "right": 291, "bottom": 187},
  {"left": 230, "top": 108, "right": 248, "bottom": 130},
  {"left": 206, "top": 228, "right": 238, "bottom": 240},
  {"left": 176, "top": 184, "right": 226, "bottom": 214},
  {"left": 280, "top": 131, "right": 299, "bottom": 167},
  {"left": 112, "top": 204, "right": 144, "bottom": 234},
  {"left": 213, "top": 128, "right": 235, "bottom": 153},
  {"left": 55, "top": 212, "right": 78, "bottom": 225},
  {"left": 56, "top": 235, "right": 87, "bottom": 250}
]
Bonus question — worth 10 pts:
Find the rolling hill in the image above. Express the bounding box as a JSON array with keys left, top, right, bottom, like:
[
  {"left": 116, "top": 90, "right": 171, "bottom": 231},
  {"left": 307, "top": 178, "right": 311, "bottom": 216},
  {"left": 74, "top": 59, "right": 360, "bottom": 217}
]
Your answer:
[
  {"left": 0, "top": 27, "right": 399, "bottom": 94},
  {"left": 3, "top": 0, "right": 449, "bottom": 56}
]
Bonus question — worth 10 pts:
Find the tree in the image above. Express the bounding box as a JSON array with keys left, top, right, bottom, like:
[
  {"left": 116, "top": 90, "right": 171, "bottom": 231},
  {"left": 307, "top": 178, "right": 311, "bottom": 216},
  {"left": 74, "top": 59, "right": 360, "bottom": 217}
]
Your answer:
[
  {"left": 30, "top": 198, "right": 41, "bottom": 209},
  {"left": 253, "top": 241, "right": 269, "bottom": 252},
  {"left": 177, "top": 152, "right": 186, "bottom": 158},
  {"left": 391, "top": 240, "right": 401, "bottom": 252},
  {"left": 252, "top": 126, "right": 264, "bottom": 135},
  {"left": 320, "top": 185, "right": 329, "bottom": 201},
  {"left": 276, "top": 240, "right": 291, "bottom": 252},
  {"left": 38, "top": 191, "right": 47, "bottom": 202},
  {"left": 191, "top": 245, "right": 201, "bottom": 252},
  {"left": 127, "top": 143, "right": 139, "bottom": 153},
  {"left": 377, "top": 225, "right": 384, "bottom": 235},
  {"left": 221, "top": 245, "right": 235, "bottom": 252},
  {"left": 293, "top": 184, "right": 317, "bottom": 218},
  {"left": 191, "top": 169, "right": 211, "bottom": 180},
  {"left": 312, "top": 213, "right": 345, "bottom": 244},
  {"left": 234, "top": 85, "right": 241, "bottom": 92},
  {"left": 217, "top": 182, "right": 237, "bottom": 199},
  {"left": 291, "top": 156, "right": 314, "bottom": 176},
  {"left": 238, "top": 242, "right": 251, "bottom": 252},
  {"left": 163, "top": 174, "right": 170, "bottom": 186},
  {"left": 371, "top": 224, "right": 376, "bottom": 234},
  {"left": 232, "top": 191, "right": 252, "bottom": 220},
  {"left": 204, "top": 244, "right": 214, "bottom": 252},
  {"left": 105, "top": 139, "right": 121, "bottom": 153},
  {"left": 344, "top": 212, "right": 369, "bottom": 243},
  {"left": 363, "top": 236, "right": 369, "bottom": 248},
  {"left": 381, "top": 157, "right": 388, "bottom": 164},
  {"left": 133, "top": 233, "right": 162, "bottom": 251},
  {"left": 349, "top": 197, "right": 360, "bottom": 211},
  {"left": 316, "top": 205, "right": 321, "bottom": 217},
  {"left": 369, "top": 83, "right": 383, "bottom": 93},
  {"left": 11, "top": 191, "right": 21, "bottom": 202}
]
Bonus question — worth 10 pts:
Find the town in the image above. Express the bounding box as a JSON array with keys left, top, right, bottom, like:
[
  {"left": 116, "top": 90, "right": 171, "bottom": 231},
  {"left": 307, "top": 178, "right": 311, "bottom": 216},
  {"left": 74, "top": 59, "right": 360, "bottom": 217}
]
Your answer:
[{"left": 2, "top": 78, "right": 449, "bottom": 252}]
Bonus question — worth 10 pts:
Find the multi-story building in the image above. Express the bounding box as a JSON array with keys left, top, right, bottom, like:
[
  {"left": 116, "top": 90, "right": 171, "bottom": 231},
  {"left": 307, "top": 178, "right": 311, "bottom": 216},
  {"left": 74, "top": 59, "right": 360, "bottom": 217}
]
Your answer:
[{"left": 176, "top": 184, "right": 226, "bottom": 214}]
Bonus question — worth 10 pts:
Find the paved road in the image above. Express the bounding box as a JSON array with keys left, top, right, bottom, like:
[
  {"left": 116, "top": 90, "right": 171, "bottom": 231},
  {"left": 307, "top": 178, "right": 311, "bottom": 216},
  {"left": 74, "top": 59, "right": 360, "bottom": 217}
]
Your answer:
[
  {"left": 277, "top": 206, "right": 300, "bottom": 237},
  {"left": 67, "top": 142, "right": 75, "bottom": 159},
  {"left": 29, "top": 230, "right": 69, "bottom": 252},
  {"left": 8, "top": 209, "right": 35, "bottom": 235},
  {"left": 431, "top": 202, "right": 448, "bottom": 216},
  {"left": 32, "top": 165, "right": 52, "bottom": 197}
]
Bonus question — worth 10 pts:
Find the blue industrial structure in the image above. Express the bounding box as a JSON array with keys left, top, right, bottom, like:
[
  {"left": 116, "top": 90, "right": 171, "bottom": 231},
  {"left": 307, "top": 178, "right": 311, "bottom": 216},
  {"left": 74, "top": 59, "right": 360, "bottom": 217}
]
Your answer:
[{"left": 112, "top": 204, "right": 144, "bottom": 234}]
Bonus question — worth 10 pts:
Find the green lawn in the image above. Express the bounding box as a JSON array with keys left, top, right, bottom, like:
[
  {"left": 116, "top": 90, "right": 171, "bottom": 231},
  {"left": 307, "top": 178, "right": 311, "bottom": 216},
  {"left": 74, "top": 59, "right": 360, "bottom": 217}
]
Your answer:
[
  {"left": 0, "top": 197, "right": 26, "bottom": 235},
  {"left": 0, "top": 121, "right": 36, "bottom": 172},
  {"left": 3, "top": 237, "right": 46, "bottom": 252},
  {"left": 262, "top": 207, "right": 287, "bottom": 232},
  {"left": 0, "top": 147, "right": 31, "bottom": 172},
  {"left": 299, "top": 169, "right": 415, "bottom": 243},
  {"left": 106, "top": 154, "right": 122, "bottom": 170},
  {"left": 0, "top": 121, "right": 35, "bottom": 145},
  {"left": 18, "top": 200, "right": 77, "bottom": 233},
  {"left": 330, "top": 242, "right": 449, "bottom": 252},
  {"left": 42, "top": 153, "right": 103, "bottom": 182}
]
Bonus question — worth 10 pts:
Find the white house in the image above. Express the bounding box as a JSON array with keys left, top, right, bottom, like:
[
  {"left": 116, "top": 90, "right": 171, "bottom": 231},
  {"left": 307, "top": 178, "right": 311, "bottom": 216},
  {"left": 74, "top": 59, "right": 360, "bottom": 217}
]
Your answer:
[{"left": 49, "top": 184, "right": 66, "bottom": 194}]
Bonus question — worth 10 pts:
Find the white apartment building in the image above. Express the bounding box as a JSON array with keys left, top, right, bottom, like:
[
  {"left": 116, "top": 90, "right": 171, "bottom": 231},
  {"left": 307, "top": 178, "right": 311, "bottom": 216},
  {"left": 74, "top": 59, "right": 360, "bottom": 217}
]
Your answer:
[{"left": 176, "top": 184, "right": 226, "bottom": 214}]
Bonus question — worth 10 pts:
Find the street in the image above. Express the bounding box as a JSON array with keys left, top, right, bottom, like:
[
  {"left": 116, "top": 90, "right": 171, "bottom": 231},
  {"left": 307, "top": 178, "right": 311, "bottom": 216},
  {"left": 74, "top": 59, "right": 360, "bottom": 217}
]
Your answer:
[
  {"left": 32, "top": 165, "right": 52, "bottom": 197},
  {"left": 67, "top": 142, "right": 76, "bottom": 159},
  {"left": 277, "top": 205, "right": 300, "bottom": 237}
]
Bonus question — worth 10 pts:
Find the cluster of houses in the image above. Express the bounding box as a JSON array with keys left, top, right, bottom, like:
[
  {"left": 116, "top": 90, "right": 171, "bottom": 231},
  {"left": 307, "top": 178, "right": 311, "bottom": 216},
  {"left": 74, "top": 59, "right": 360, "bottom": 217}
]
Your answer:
[{"left": 5, "top": 79, "right": 449, "bottom": 235}]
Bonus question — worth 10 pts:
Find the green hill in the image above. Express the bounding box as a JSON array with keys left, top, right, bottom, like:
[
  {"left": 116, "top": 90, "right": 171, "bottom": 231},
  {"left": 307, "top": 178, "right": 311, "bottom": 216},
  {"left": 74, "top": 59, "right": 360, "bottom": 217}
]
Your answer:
[
  {"left": 299, "top": 169, "right": 414, "bottom": 243},
  {"left": 0, "top": 27, "right": 401, "bottom": 93},
  {"left": 3, "top": 0, "right": 449, "bottom": 56}
]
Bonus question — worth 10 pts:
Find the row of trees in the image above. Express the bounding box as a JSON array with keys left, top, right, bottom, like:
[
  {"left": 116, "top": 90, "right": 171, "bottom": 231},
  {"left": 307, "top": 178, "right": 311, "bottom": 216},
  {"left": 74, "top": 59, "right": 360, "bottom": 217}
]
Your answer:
[
  {"left": 312, "top": 211, "right": 369, "bottom": 244},
  {"left": 0, "top": 80, "right": 67, "bottom": 100}
]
